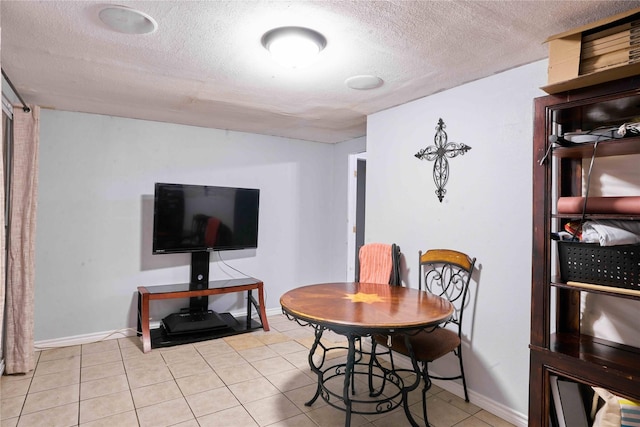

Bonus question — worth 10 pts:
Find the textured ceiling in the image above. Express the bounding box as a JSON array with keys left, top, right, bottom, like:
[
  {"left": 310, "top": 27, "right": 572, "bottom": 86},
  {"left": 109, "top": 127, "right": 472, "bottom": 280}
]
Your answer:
[{"left": 2, "top": 1, "right": 639, "bottom": 143}]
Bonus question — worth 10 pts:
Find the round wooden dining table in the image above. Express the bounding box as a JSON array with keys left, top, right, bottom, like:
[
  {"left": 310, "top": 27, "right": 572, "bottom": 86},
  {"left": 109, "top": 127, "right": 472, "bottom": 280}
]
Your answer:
[{"left": 280, "top": 282, "right": 453, "bottom": 427}]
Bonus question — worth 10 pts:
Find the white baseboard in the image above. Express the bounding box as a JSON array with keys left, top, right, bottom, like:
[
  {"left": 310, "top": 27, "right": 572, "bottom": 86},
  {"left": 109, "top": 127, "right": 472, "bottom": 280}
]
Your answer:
[
  {"left": 464, "top": 387, "right": 528, "bottom": 427},
  {"left": 34, "top": 308, "right": 281, "bottom": 350},
  {"left": 34, "top": 328, "right": 138, "bottom": 349},
  {"left": 265, "top": 307, "right": 284, "bottom": 317}
]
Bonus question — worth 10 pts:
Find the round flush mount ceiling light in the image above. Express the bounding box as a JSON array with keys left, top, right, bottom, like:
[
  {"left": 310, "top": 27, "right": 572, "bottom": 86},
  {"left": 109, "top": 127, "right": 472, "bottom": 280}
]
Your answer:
[
  {"left": 99, "top": 5, "right": 158, "bottom": 34},
  {"left": 345, "top": 75, "right": 384, "bottom": 90},
  {"left": 261, "top": 26, "right": 327, "bottom": 68}
]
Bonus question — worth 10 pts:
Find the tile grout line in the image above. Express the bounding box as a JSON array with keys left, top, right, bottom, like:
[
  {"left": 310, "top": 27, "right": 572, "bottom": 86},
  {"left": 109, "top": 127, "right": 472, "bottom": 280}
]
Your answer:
[
  {"left": 17, "top": 352, "right": 39, "bottom": 426},
  {"left": 216, "top": 341, "right": 267, "bottom": 427},
  {"left": 78, "top": 347, "right": 83, "bottom": 427},
  {"left": 118, "top": 337, "right": 142, "bottom": 427}
]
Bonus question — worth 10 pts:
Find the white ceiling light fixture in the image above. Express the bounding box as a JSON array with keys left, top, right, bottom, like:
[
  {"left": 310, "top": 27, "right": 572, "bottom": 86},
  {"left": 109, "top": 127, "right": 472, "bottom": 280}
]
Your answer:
[
  {"left": 261, "top": 26, "right": 327, "bottom": 68},
  {"left": 99, "top": 5, "right": 158, "bottom": 35}
]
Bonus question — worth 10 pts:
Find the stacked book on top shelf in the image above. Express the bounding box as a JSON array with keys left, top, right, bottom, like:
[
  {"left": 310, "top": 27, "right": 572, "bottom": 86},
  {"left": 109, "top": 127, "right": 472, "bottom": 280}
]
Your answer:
[{"left": 542, "top": 7, "right": 640, "bottom": 94}]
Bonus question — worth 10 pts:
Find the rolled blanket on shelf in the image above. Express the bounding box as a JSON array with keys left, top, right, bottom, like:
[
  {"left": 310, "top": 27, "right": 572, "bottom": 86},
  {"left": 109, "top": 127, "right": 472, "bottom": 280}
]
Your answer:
[
  {"left": 557, "top": 196, "right": 640, "bottom": 215},
  {"left": 581, "top": 220, "right": 640, "bottom": 246}
]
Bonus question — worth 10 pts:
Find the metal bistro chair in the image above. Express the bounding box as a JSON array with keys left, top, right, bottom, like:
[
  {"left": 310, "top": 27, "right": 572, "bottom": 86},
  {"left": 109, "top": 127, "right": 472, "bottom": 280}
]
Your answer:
[{"left": 370, "top": 248, "right": 476, "bottom": 425}]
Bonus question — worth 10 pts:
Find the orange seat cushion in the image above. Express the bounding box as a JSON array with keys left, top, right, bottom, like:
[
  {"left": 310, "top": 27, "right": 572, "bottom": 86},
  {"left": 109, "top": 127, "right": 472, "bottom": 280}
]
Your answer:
[{"left": 374, "top": 328, "right": 460, "bottom": 362}]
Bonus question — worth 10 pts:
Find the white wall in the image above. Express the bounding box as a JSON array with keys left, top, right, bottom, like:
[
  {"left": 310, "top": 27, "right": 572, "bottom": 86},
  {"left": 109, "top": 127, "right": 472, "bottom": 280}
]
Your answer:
[
  {"left": 366, "top": 60, "right": 549, "bottom": 419},
  {"left": 34, "top": 110, "right": 364, "bottom": 341}
]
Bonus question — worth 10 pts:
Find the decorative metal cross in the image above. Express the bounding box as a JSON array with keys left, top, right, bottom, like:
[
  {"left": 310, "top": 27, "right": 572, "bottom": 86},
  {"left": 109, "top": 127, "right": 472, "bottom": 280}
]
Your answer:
[{"left": 415, "top": 118, "right": 471, "bottom": 202}]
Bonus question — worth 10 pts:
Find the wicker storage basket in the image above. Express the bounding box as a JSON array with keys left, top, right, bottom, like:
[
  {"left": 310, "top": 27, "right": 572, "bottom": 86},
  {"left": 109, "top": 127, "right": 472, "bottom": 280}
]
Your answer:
[{"left": 557, "top": 241, "right": 640, "bottom": 291}]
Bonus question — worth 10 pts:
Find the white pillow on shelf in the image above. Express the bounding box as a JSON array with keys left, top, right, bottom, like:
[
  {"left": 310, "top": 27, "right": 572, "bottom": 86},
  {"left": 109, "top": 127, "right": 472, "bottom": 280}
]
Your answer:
[
  {"left": 592, "top": 387, "right": 640, "bottom": 427},
  {"left": 592, "top": 387, "right": 620, "bottom": 427}
]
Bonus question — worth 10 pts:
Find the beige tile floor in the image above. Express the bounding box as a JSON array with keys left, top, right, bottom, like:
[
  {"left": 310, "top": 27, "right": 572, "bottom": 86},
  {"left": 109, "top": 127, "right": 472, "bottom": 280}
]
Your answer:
[{"left": 1, "top": 314, "right": 516, "bottom": 427}]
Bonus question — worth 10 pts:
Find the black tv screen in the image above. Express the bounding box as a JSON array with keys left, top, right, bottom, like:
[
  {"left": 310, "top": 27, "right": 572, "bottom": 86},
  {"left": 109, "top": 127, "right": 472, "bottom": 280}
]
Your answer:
[{"left": 153, "top": 183, "right": 260, "bottom": 253}]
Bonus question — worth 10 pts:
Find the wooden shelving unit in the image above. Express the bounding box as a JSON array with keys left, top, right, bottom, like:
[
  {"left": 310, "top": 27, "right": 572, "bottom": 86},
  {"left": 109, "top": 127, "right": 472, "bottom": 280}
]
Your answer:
[{"left": 529, "top": 75, "right": 640, "bottom": 425}]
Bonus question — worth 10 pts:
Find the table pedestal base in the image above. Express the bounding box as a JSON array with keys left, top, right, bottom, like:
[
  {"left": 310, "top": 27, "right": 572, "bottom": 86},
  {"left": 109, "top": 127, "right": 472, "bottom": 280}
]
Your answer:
[{"left": 303, "top": 324, "right": 426, "bottom": 427}]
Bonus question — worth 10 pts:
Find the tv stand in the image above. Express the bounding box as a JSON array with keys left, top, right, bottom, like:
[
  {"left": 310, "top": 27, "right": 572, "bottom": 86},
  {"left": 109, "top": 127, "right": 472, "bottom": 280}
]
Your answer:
[{"left": 137, "top": 277, "right": 269, "bottom": 353}]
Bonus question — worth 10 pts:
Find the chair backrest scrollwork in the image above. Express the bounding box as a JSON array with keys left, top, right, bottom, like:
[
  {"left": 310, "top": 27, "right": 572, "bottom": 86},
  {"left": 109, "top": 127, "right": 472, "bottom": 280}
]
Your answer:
[{"left": 418, "top": 249, "right": 476, "bottom": 328}]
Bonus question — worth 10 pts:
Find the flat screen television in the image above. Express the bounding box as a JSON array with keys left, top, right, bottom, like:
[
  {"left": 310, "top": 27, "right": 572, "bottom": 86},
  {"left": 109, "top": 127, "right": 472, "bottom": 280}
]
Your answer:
[
  {"left": 152, "top": 182, "right": 260, "bottom": 332},
  {"left": 152, "top": 182, "right": 260, "bottom": 254}
]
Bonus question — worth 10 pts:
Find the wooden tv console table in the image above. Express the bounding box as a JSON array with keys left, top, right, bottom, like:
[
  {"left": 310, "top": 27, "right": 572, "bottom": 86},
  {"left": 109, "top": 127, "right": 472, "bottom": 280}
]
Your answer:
[{"left": 137, "top": 277, "right": 269, "bottom": 353}]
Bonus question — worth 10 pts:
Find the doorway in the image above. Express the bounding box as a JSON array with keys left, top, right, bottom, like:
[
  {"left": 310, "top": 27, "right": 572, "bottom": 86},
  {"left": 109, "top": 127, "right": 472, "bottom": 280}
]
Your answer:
[{"left": 347, "top": 152, "right": 366, "bottom": 281}]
